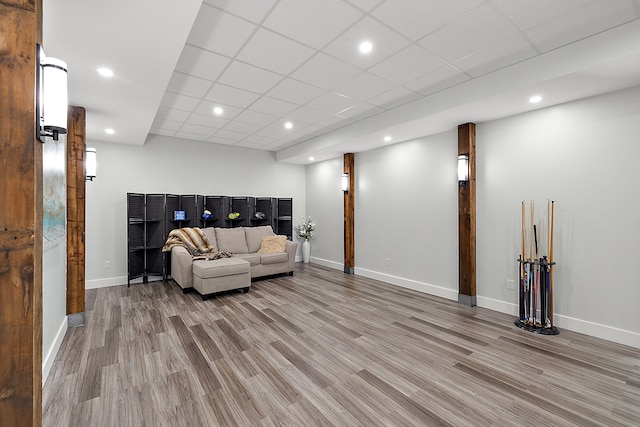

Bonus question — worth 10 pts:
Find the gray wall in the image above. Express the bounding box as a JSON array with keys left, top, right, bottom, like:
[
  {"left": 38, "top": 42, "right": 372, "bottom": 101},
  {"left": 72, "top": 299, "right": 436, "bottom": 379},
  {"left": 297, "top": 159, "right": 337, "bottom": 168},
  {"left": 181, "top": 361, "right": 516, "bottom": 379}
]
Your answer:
[
  {"left": 305, "top": 86, "right": 640, "bottom": 348},
  {"left": 85, "top": 135, "right": 306, "bottom": 287}
]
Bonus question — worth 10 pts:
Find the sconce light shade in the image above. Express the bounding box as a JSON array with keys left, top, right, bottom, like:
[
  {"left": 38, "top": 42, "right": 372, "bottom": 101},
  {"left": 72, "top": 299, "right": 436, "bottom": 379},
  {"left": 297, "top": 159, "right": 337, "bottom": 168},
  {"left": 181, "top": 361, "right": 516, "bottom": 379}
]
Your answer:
[
  {"left": 36, "top": 44, "right": 68, "bottom": 143},
  {"left": 86, "top": 147, "right": 97, "bottom": 181},
  {"left": 341, "top": 173, "right": 349, "bottom": 193},
  {"left": 458, "top": 154, "right": 469, "bottom": 183}
]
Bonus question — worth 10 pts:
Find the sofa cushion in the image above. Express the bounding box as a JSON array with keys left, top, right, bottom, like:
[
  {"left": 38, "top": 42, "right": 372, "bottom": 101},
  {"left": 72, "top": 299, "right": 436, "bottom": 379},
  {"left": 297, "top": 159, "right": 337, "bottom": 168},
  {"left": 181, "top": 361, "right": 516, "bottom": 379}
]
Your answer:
[
  {"left": 215, "top": 227, "right": 249, "bottom": 253},
  {"left": 257, "top": 235, "right": 287, "bottom": 254},
  {"left": 202, "top": 227, "right": 218, "bottom": 250},
  {"left": 244, "top": 225, "right": 275, "bottom": 253},
  {"left": 260, "top": 252, "right": 289, "bottom": 265},
  {"left": 234, "top": 253, "right": 261, "bottom": 266}
]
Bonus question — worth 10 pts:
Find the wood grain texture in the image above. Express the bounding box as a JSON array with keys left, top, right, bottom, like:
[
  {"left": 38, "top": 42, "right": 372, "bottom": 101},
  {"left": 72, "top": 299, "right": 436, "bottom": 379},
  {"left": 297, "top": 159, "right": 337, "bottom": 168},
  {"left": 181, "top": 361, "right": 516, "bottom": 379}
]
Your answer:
[
  {"left": 343, "top": 153, "right": 355, "bottom": 272},
  {"left": 43, "top": 264, "right": 640, "bottom": 426},
  {"left": 66, "top": 105, "right": 86, "bottom": 315},
  {"left": 458, "top": 122, "right": 476, "bottom": 299},
  {"left": 0, "top": 1, "right": 43, "bottom": 425}
]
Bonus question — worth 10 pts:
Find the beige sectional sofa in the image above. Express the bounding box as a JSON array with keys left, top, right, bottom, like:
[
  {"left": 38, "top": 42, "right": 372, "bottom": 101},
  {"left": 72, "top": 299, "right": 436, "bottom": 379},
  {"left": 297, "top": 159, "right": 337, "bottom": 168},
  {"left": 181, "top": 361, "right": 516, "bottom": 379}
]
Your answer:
[{"left": 170, "top": 225, "right": 296, "bottom": 299}]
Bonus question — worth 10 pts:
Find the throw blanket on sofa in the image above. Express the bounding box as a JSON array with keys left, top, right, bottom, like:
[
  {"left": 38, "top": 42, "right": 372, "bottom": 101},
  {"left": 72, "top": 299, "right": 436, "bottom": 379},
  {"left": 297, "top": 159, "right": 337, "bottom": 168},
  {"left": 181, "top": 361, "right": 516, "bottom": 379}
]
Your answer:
[{"left": 162, "top": 227, "right": 223, "bottom": 257}]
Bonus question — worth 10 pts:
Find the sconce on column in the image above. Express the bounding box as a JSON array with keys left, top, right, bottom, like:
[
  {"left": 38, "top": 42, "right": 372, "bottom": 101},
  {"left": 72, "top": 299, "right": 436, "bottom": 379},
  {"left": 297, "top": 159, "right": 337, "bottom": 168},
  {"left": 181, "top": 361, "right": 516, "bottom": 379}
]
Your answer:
[
  {"left": 341, "top": 173, "right": 349, "bottom": 193},
  {"left": 36, "top": 44, "right": 68, "bottom": 143},
  {"left": 458, "top": 154, "right": 469, "bottom": 186},
  {"left": 86, "top": 147, "right": 97, "bottom": 181}
]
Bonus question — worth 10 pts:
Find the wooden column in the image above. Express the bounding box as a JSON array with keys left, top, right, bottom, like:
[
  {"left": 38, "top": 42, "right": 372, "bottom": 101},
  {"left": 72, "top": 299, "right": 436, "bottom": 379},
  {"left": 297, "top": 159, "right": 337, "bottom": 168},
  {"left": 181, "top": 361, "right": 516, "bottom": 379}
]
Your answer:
[
  {"left": 0, "top": 0, "right": 43, "bottom": 424},
  {"left": 343, "top": 153, "right": 355, "bottom": 274},
  {"left": 458, "top": 123, "right": 476, "bottom": 306},
  {"left": 67, "top": 106, "right": 86, "bottom": 323}
]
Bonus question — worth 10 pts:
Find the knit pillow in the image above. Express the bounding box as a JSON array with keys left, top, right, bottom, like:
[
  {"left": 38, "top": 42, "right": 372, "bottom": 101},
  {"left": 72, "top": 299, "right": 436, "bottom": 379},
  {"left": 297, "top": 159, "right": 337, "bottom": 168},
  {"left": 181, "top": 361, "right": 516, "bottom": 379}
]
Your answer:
[{"left": 257, "top": 235, "right": 287, "bottom": 254}]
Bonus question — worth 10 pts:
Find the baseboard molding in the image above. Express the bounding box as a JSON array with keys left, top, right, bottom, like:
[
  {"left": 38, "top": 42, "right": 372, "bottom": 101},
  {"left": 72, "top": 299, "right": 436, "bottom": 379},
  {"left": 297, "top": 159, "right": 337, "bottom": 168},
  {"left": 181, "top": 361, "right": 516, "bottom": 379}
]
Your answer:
[
  {"left": 354, "top": 267, "right": 458, "bottom": 302},
  {"left": 42, "top": 316, "right": 67, "bottom": 388},
  {"left": 86, "top": 275, "right": 127, "bottom": 289},
  {"left": 477, "top": 296, "right": 640, "bottom": 349},
  {"left": 309, "top": 256, "right": 343, "bottom": 271}
]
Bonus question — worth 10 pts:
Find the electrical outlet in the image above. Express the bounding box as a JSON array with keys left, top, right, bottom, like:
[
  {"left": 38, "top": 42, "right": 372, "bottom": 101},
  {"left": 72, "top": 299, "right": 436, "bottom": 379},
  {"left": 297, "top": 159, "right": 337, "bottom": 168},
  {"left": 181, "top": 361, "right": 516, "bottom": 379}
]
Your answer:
[
  {"left": 506, "top": 279, "right": 515, "bottom": 290},
  {"left": 385, "top": 257, "right": 390, "bottom": 266},
  {"left": 104, "top": 261, "right": 111, "bottom": 269}
]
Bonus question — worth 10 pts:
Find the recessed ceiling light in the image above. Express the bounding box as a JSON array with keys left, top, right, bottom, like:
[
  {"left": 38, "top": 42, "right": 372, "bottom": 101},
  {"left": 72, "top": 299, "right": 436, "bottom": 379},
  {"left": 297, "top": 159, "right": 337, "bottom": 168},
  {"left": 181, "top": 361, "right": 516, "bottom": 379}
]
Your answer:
[
  {"left": 359, "top": 40, "right": 373, "bottom": 54},
  {"left": 213, "top": 106, "right": 223, "bottom": 115},
  {"left": 309, "top": 156, "right": 315, "bottom": 162},
  {"left": 384, "top": 135, "right": 392, "bottom": 142},
  {"left": 97, "top": 67, "right": 114, "bottom": 78},
  {"left": 284, "top": 122, "right": 293, "bottom": 130},
  {"left": 105, "top": 128, "right": 115, "bottom": 135},
  {"left": 529, "top": 95, "right": 543, "bottom": 103}
]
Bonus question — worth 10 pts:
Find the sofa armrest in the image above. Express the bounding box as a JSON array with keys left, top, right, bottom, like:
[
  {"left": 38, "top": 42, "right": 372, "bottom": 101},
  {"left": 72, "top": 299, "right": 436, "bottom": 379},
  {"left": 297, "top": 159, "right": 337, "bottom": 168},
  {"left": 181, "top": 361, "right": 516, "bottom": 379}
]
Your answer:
[
  {"left": 285, "top": 240, "right": 298, "bottom": 272},
  {"left": 171, "top": 246, "right": 193, "bottom": 289}
]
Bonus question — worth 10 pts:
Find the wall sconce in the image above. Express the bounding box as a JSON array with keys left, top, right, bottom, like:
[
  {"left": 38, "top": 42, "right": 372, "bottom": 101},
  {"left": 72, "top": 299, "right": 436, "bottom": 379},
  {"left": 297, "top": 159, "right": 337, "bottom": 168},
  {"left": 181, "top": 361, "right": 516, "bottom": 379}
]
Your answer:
[
  {"left": 86, "top": 147, "right": 97, "bottom": 181},
  {"left": 458, "top": 154, "right": 469, "bottom": 186},
  {"left": 36, "top": 44, "right": 68, "bottom": 143},
  {"left": 341, "top": 173, "right": 349, "bottom": 193}
]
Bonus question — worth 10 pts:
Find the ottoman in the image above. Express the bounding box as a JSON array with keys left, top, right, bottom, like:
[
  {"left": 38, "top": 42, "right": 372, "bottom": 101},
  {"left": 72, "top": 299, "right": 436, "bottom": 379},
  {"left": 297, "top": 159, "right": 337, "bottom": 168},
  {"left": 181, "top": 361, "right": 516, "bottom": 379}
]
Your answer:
[{"left": 192, "top": 257, "right": 251, "bottom": 300}]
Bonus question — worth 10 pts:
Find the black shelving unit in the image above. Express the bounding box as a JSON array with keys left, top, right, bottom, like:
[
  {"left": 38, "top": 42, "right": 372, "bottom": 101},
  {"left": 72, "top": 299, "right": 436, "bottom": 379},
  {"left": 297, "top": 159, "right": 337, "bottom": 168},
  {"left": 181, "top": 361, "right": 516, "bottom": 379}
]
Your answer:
[
  {"left": 252, "top": 197, "right": 277, "bottom": 230},
  {"left": 229, "top": 196, "right": 252, "bottom": 227},
  {"left": 127, "top": 193, "right": 166, "bottom": 286},
  {"left": 201, "top": 195, "right": 230, "bottom": 228},
  {"left": 276, "top": 198, "right": 293, "bottom": 240}
]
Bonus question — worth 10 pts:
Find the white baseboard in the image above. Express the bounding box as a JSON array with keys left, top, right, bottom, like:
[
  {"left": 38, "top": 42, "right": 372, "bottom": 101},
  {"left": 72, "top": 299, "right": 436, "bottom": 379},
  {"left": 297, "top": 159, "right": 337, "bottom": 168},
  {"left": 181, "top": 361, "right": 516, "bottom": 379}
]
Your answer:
[
  {"left": 42, "top": 316, "right": 67, "bottom": 388},
  {"left": 476, "top": 296, "right": 519, "bottom": 316},
  {"left": 354, "top": 267, "right": 459, "bottom": 302},
  {"left": 309, "top": 256, "right": 343, "bottom": 271},
  {"left": 86, "top": 275, "right": 127, "bottom": 289}
]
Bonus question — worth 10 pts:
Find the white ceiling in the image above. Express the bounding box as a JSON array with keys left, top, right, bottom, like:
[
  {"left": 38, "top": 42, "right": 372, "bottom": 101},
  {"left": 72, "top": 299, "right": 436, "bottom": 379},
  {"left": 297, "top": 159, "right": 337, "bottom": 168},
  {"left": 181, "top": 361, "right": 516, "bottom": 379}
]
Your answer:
[{"left": 44, "top": 0, "right": 640, "bottom": 164}]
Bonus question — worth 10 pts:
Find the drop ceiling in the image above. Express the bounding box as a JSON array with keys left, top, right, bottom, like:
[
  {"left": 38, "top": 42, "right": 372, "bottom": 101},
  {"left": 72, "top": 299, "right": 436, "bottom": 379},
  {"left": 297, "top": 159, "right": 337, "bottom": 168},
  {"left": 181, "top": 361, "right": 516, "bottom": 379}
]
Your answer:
[{"left": 43, "top": 0, "right": 640, "bottom": 164}]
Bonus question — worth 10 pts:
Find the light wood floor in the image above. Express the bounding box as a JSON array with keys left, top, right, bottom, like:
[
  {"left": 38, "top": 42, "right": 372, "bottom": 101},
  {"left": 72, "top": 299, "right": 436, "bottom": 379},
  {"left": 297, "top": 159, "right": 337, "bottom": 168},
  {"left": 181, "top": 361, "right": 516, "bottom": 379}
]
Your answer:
[{"left": 43, "top": 263, "right": 639, "bottom": 426}]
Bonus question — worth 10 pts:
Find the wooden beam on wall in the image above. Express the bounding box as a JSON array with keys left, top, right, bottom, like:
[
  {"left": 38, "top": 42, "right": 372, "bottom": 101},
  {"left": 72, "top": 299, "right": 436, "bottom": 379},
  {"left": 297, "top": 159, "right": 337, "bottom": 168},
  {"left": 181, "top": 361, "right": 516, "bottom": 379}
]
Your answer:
[
  {"left": 343, "top": 153, "right": 355, "bottom": 274},
  {"left": 67, "top": 106, "right": 86, "bottom": 320},
  {"left": 0, "top": 0, "right": 43, "bottom": 424},
  {"left": 458, "top": 123, "right": 476, "bottom": 306}
]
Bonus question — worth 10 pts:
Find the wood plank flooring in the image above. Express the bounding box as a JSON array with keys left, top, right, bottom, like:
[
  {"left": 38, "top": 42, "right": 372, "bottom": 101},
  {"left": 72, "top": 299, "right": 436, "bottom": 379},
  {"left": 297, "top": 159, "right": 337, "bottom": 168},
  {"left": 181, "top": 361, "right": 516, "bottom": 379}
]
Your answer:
[{"left": 43, "top": 263, "right": 640, "bottom": 426}]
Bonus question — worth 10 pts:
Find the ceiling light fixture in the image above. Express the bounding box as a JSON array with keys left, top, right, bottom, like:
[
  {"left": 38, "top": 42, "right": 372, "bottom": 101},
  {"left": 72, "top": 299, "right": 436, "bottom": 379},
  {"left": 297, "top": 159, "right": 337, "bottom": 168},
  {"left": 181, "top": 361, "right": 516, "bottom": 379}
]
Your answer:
[
  {"left": 529, "top": 95, "right": 542, "bottom": 103},
  {"left": 384, "top": 135, "right": 392, "bottom": 142},
  {"left": 309, "top": 156, "right": 315, "bottom": 162},
  {"left": 359, "top": 40, "right": 373, "bottom": 54},
  {"left": 105, "top": 128, "right": 115, "bottom": 135},
  {"left": 284, "top": 122, "right": 293, "bottom": 130},
  {"left": 97, "top": 67, "right": 114, "bottom": 78},
  {"left": 213, "top": 106, "right": 224, "bottom": 115}
]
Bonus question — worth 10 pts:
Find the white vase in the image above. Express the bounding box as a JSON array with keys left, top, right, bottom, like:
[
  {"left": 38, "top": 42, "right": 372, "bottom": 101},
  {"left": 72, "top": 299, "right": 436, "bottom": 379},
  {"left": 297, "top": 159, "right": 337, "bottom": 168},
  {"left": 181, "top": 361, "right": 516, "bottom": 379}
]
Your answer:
[{"left": 302, "top": 239, "right": 310, "bottom": 263}]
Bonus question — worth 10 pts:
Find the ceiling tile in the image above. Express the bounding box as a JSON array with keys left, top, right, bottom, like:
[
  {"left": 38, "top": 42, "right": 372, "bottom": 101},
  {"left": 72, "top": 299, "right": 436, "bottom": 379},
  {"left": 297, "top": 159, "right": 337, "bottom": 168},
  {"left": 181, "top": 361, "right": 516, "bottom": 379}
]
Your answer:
[
  {"left": 222, "top": 121, "right": 263, "bottom": 135},
  {"left": 160, "top": 92, "right": 200, "bottom": 112},
  {"left": 179, "top": 123, "right": 216, "bottom": 136},
  {"left": 372, "top": 0, "right": 484, "bottom": 40},
  {"left": 286, "top": 105, "right": 329, "bottom": 125},
  {"left": 185, "top": 112, "right": 229, "bottom": 129},
  {"left": 151, "top": 118, "right": 182, "bottom": 131},
  {"left": 166, "top": 72, "right": 214, "bottom": 99},
  {"left": 187, "top": 4, "right": 257, "bottom": 57},
  {"left": 334, "top": 71, "right": 396, "bottom": 101},
  {"left": 367, "top": 85, "right": 423, "bottom": 109},
  {"left": 204, "top": 84, "right": 261, "bottom": 109},
  {"left": 454, "top": 37, "right": 537, "bottom": 77},
  {"left": 234, "top": 109, "right": 279, "bottom": 126},
  {"left": 336, "top": 103, "right": 384, "bottom": 120},
  {"left": 323, "top": 16, "right": 411, "bottom": 69},
  {"left": 249, "top": 96, "right": 299, "bottom": 116},
  {"left": 218, "top": 60, "right": 284, "bottom": 94},
  {"left": 155, "top": 107, "right": 190, "bottom": 122},
  {"left": 344, "top": 0, "right": 385, "bottom": 12},
  {"left": 403, "top": 65, "right": 469, "bottom": 96},
  {"left": 213, "top": 129, "right": 250, "bottom": 141},
  {"left": 292, "top": 53, "right": 361, "bottom": 89},
  {"left": 237, "top": 28, "right": 316, "bottom": 75},
  {"left": 368, "top": 45, "right": 445, "bottom": 84},
  {"left": 263, "top": 0, "right": 362, "bottom": 49},
  {"left": 418, "top": 3, "right": 521, "bottom": 63},
  {"left": 267, "top": 78, "right": 326, "bottom": 105},
  {"left": 307, "top": 92, "right": 356, "bottom": 114},
  {"left": 174, "top": 45, "right": 230, "bottom": 82},
  {"left": 204, "top": 0, "right": 278, "bottom": 24}
]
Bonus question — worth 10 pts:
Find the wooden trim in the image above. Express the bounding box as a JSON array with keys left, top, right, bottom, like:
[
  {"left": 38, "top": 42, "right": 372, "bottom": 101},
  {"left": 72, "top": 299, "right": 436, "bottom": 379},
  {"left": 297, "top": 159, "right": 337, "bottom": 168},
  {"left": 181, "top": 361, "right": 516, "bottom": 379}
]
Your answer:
[
  {"left": 343, "top": 153, "right": 355, "bottom": 274},
  {"left": 67, "top": 106, "right": 86, "bottom": 315},
  {"left": 0, "top": 1, "right": 43, "bottom": 424},
  {"left": 458, "top": 123, "right": 476, "bottom": 305}
]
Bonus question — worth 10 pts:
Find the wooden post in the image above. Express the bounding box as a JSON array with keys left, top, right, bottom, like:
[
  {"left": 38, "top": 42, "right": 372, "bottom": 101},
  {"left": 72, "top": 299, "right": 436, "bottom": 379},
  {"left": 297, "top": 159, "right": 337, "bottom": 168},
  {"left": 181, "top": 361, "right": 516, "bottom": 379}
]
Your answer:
[
  {"left": 0, "top": 0, "right": 44, "bottom": 424},
  {"left": 343, "top": 153, "right": 355, "bottom": 274},
  {"left": 67, "top": 106, "right": 86, "bottom": 324},
  {"left": 458, "top": 123, "right": 476, "bottom": 306}
]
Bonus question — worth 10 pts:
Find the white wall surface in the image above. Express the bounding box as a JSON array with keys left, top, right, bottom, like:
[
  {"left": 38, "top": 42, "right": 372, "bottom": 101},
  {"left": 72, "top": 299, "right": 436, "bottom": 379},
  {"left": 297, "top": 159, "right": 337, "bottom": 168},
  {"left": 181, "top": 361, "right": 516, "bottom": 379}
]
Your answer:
[
  {"left": 306, "top": 86, "right": 640, "bottom": 348},
  {"left": 85, "top": 135, "right": 306, "bottom": 287}
]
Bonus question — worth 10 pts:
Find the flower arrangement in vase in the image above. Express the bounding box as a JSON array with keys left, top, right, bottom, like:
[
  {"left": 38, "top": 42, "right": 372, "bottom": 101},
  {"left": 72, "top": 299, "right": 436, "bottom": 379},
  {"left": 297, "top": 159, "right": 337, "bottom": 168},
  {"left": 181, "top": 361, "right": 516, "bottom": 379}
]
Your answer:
[{"left": 295, "top": 217, "right": 315, "bottom": 263}]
